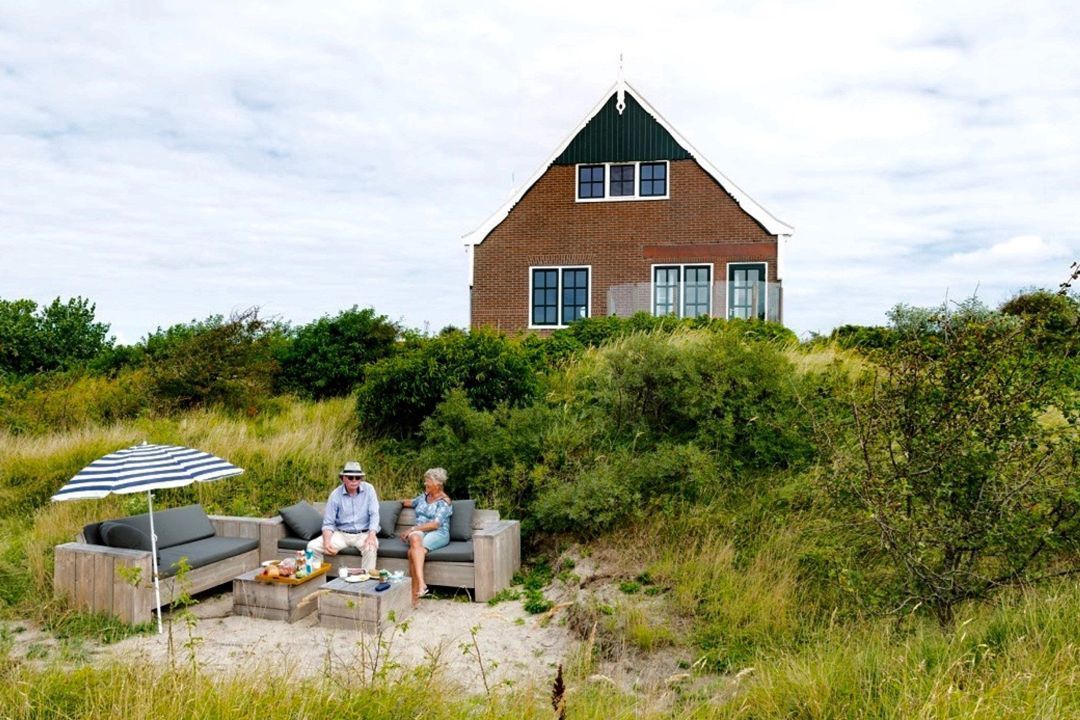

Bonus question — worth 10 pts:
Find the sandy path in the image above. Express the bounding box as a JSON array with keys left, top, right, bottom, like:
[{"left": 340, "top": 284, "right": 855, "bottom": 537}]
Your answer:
[{"left": 101, "top": 591, "right": 574, "bottom": 693}]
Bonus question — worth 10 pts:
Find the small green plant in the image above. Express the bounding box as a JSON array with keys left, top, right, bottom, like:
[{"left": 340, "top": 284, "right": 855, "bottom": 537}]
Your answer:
[
  {"left": 619, "top": 580, "right": 641, "bottom": 594},
  {"left": 486, "top": 587, "right": 521, "bottom": 606},
  {"left": 523, "top": 591, "right": 554, "bottom": 615},
  {"left": 460, "top": 625, "right": 495, "bottom": 697}
]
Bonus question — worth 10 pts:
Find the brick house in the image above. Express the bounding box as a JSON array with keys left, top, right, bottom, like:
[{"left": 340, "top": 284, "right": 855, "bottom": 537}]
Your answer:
[{"left": 465, "top": 80, "right": 792, "bottom": 332}]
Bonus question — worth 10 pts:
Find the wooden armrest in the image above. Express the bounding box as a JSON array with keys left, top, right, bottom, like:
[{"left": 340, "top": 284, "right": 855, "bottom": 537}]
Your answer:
[
  {"left": 472, "top": 520, "right": 521, "bottom": 602},
  {"left": 473, "top": 520, "right": 518, "bottom": 539},
  {"left": 55, "top": 542, "right": 151, "bottom": 560}
]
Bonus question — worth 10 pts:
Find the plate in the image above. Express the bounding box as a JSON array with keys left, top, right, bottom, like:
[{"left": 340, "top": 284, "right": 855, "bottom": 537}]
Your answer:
[
  {"left": 343, "top": 574, "right": 369, "bottom": 583},
  {"left": 261, "top": 560, "right": 279, "bottom": 567}
]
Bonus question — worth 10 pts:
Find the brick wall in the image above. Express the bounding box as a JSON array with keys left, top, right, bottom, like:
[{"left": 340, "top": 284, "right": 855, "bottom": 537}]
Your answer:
[{"left": 470, "top": 159, "right": 779, "bottom": 332}]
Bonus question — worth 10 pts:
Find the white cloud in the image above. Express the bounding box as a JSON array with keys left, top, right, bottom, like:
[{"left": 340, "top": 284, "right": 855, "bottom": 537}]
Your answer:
[
  {"left": 0, "top": 0, "right": 1078, "bottom": 340},
  {"left": 947, "top": 235, "right": 1070, "bottom": 267}
]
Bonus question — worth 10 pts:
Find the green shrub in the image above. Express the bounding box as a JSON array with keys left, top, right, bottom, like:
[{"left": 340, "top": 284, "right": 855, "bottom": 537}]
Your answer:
[
  {"left": 146, "top": 308, "right": 282, "bottom": 413},
  {"left": 276, "top": 307, "right": 399, "bottom": 399},
  {"left": 0, "top": 297, "right": 112, "bottom": 375},
  {"left": 355, "top": 330, "right": 536, "bottom": 438},
  {"left": 822, "top": 301, "right": 1080, "bottom": 623}
]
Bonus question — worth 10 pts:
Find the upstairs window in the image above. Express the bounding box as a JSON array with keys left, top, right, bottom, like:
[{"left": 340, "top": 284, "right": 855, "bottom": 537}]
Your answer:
[
  {"left": 640, "top": 162, "right": 667, "bottom": 196},
  {"left": 609, "top": 164, "right": 635, "bottom": 196},
  {"left": 577, "top": 165, "right": 605, "bottom": 199},
  {"left": 531, "top": 266, "right": 590, "bottom": 327},
  {"left": 575, "top": 161, "right": 669, "bottom": 202}
]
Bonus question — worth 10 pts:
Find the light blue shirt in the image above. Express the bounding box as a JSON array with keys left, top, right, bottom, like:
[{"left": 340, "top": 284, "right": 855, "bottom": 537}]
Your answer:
[
  {"left": 323, "top": 482, "right": 380, "bottom": 534},
  {"left": 412, "top": 493, "right": 452, "bottom": 536}
]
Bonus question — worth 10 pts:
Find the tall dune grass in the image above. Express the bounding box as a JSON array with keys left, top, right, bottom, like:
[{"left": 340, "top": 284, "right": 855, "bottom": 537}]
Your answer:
[{"left": 0, "top": 397, "right": 426, "bottom": 619}]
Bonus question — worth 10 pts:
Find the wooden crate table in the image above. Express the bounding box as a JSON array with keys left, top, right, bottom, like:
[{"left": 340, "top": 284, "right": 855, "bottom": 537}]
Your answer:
[
  {"left": 233, "top": 567, "right": 327, "bottom": 623},
  {"left": 318, "top": 577, "right": 412, "bottom": 634}
]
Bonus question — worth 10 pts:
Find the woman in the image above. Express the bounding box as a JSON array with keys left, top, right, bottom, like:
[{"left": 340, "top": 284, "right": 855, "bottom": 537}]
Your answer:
[{"left": 400, "top": 467, "right": 453, "bottom": 607}]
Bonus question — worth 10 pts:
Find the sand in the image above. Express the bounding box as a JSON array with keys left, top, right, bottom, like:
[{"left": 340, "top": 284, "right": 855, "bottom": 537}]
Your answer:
[{"left": 98, "top": 589, "right": 574, "bottom": 693}]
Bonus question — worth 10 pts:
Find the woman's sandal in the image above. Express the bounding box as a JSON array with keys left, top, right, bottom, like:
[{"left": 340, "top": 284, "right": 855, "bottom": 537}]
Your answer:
[{"left": 417, "top": 586, "right": 430, "bottom": 599}]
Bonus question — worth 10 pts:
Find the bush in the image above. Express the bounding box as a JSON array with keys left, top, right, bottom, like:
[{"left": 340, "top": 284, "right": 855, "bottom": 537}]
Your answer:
[
  {"left": 821, "top": 301, "right": 1080, "bottom": 623},
  {"left": 276, "top": 307, "right": 399, "bottom": 399},
  {"left": 355, "top": 330, "right": 536, "bottom": 438},
  {"left": 567, "top": 330, "right": 814, "bottom": 467},
  {"left": 145, "top": 308, "right": 282, "bottom": 413},
  {"left": 0, "top": 297, "right": 112, "bottom": 376}
]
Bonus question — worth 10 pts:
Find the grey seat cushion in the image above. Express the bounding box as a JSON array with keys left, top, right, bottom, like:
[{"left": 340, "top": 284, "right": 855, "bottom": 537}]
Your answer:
[
  {"left": 378, "top": 501, "right": 403, "bottom": 538},
  {"left": 449, "top": 500, "right": 475, "bottom": 541},
  {"left": 84, "top": 504, "right": 215, "bottom": 549},
  {"left": 279, "top": 501, "right": 324, "bottom": 541},
  {"left": 278, "top": 536, "right": 316, "bottom": 552},
  {"left": 376, "top": 537, "right": 474, "bottom": 562},
  {"left": 158, "top": 536, "right": 259, "bottom": 577}
]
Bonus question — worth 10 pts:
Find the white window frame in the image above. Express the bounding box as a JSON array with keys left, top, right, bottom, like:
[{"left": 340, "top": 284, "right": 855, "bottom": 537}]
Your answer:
[
  {"left": 725, "top": 261, "right": 768, "bottom": 320},
  {"left": 575, "top": 161, "right": 670, "bottom": 203},
  {"left": 528, "top": 265, "right": 593, "bottom": 329},
  {"left": 650, "top": 263, "right": 714, "bottom": 318}
]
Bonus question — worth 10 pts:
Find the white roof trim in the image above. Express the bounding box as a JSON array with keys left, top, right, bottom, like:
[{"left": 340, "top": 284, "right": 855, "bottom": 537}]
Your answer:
[{"left": 462, "top": 81, "right": 794, "bottom": 247}]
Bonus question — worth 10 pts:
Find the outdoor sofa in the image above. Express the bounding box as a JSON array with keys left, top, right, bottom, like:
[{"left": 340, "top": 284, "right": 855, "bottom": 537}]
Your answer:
[
  {"left": 54, "top": 504, "right": 274, "bottom": 625},
  {"left": 272, "top": 499, "right": 521, "bottom": 602}
]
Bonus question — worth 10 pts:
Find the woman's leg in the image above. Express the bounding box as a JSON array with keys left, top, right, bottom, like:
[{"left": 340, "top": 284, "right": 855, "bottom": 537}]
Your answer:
[{"left": 408, "top": 532, "right": 427, "bottom": 606}]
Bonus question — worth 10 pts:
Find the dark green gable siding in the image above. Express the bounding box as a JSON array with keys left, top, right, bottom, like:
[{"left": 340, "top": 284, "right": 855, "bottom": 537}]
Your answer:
[{"left": 553, "top": 92, "right": 692, "bottom": 165}]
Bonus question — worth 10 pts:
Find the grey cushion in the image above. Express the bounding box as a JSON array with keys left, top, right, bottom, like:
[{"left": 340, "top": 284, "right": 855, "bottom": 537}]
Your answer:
[
  {"left": 278, "top": 536, "right": 314, "bottom": 551},
  {"left": 91, "top": 504, "right": 215, "bottom": 549},
  {"left": 158, "top": 536, "right": 259, "bottom": 577},
  {"left": 83, "top": 522, "right": 104, "bottom": 546},
  {"left": 376, "top": 537, "right": 474, "bottom": 562},
  {"left": 449, "top": 499, "right": 475, "bottom": 541},
  {"left": 279, "top": 501, "right": 324, "bottom": 540},
  {"left": 378, "top": 501, "right": 403, "bottom": 538},
  {"left": 100, "top": 521, "right": 152, "bottom": 551}
]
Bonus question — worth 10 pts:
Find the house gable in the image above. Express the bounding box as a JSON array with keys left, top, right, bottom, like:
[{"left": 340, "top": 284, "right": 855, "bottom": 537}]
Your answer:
[
  {"left": 463, "top": 81, "right": 793, "bottom": 252},
  {"left": 553, "top": 93, "right": 691, "bottom": 165}
]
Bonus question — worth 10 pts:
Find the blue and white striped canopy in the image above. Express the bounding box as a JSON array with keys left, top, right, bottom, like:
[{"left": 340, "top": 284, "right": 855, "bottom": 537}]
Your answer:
[{"left": 52, "top": 442, "right": 244, "bottom": 502}]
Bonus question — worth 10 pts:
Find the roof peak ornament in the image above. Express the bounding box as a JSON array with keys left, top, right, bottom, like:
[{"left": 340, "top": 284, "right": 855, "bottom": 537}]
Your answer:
[{"left": 616, "top": 53, "right": 626, "bottom": 115}]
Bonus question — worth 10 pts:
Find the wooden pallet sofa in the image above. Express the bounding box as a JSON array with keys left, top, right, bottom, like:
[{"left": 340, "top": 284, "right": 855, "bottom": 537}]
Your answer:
[
  {"left": 54, "top": 504, "right": 274, "bottom": 625},
  {"left": 271, "top": 500, "right": 520, "bottom": 602}
]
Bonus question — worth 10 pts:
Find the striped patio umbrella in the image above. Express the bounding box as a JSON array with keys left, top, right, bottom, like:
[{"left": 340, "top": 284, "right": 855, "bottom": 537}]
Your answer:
[{"left": 52, "top": 441, "right": 244, "bottom": 633}]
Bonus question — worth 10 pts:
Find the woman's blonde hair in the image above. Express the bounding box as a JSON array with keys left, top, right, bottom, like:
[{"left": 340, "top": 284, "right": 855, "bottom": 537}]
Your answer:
[
  {"left": 424, "top": 467, "right": 449, "bottom": 501},
  {"left": 424, "top": 467, "right": 448, "bottom": 488}
]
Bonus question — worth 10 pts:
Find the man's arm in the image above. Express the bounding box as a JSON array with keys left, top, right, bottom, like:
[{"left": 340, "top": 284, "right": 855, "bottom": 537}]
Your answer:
[
  {"left": 322, "top": 490, "right": 339, "bottom": 555},
  {"left": 365, "top": 483, "right": 380, "bottom": 546}
]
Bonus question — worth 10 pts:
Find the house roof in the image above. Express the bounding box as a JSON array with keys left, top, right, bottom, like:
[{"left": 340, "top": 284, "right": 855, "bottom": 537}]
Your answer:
[{"left": 463, "top": 80, "right": 794, "bottom": 247}]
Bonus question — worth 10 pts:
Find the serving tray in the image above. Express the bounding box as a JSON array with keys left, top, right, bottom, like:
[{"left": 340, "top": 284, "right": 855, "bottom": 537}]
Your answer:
[{"left": 255, "top": 562, "right": 331, "bottom": 585}]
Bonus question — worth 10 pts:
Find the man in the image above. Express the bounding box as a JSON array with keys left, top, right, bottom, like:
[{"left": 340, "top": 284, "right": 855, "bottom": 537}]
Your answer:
[{"left": 307, "top": 461, "right": 379, "bottom": 572}]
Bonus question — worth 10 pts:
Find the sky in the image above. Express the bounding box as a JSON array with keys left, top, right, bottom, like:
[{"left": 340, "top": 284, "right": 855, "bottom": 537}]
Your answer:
[{"left": 1, "top": 1, "right": 1077, "bottom": 343}]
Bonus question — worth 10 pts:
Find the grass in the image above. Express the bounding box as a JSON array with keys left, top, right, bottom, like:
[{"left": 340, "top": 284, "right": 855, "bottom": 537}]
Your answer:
[
  {"left": 5, "top": 581, "right": 1080, "bottom": 718},
  {"left": 2, "top": 381, "right": 1076, "bottom": 716},
  {"left": 0, "top": 396, "right": 424, "bottom": 625}
]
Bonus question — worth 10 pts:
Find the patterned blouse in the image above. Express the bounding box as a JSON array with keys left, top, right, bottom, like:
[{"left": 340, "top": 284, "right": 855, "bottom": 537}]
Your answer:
[{"left": 413, "top": 493, "right": 453, "bottom": 535}]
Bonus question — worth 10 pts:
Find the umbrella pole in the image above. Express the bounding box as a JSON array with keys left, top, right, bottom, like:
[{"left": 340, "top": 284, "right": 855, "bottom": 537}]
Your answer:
[{"left": 147, "top": 490, "right": 164, "bottom": 634}]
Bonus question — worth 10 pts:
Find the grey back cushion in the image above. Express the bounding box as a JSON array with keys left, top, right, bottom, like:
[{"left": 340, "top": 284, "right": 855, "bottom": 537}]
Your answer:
[
  {"left": 100, "top": 521, "right": 153, "bottom": 551},
  {"left": 279, "top": 501, "right": 324, "bottom": 540},
  {"left": 378, "top": 501, "right": 403, "bottom": 538},
  {"left": 449, "top": 499, "right": 475, "bottom": 541},
  {"left": 98, "top": 504, "right": 215, "bottom": 549}
]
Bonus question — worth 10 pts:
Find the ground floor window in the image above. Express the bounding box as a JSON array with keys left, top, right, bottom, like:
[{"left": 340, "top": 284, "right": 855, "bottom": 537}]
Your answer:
[
  {"left": 531, "top": 266, "right": 590, "bottom": 327},
  {"left": 652, "top": 264, "right": 712, "bottom": 317},
  {"left": 728, "top": 263, "right": 766, "bottom": 320}
]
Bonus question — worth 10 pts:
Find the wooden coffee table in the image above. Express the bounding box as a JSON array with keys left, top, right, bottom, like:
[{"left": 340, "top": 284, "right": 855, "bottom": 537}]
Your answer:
[
  {"left": 233, "top": 567, "right": 327, "bottom": 623},
  {"left": 318, "top": 576, "right": 412, "bottom": 634}
]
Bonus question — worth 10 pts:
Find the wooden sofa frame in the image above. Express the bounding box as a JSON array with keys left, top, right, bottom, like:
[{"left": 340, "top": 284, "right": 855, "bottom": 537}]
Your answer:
[
  {"left": 54, "top": 505, "right": 521, "bottom": 624},
  {"left": 270, "top": 504, "right": 521, "bottom": 602},
  {"left": 53, "top": 515, "right": 275, "bottom": 625}
]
